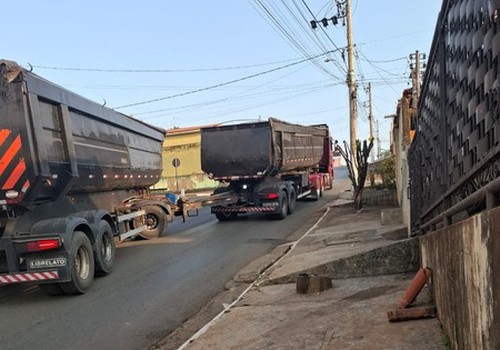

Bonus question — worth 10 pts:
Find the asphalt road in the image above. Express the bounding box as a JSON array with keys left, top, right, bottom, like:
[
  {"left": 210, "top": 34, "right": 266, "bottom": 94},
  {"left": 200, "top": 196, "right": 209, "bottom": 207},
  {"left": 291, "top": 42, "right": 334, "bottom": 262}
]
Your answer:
[{"left": 0, "top": 169, "right": 347, "bottom": 350}]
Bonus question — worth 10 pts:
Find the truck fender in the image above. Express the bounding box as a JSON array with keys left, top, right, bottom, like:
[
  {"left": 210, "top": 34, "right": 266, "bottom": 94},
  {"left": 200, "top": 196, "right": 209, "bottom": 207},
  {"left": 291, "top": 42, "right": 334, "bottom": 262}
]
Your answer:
[
  {"left": 257, "top": 182, "right": 288, "bottom": 196},
  {"left": 30, "top": 216, "right": 92, "bottom": 251},
  {"left": 132, "top": 199, "right": 172, "bottom": 216},
  {"left": 68, "top": 210, "right": 114, "bottom": 241}
]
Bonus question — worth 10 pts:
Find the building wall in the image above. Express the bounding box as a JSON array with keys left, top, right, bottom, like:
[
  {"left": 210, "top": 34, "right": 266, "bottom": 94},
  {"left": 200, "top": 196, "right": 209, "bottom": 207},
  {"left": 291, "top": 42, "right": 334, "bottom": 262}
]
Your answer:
[
  {"left": 153, "top": 129, "right": 218, "bottom": 191},
  {"left": 392, "top": 90, "right": 413, "bottom": 235},
  {"left": 398, "top": 93, "right": 412, "bottom": 233},
  {"left": 420, "top": 206, "right": 500, "bottom": 350}
]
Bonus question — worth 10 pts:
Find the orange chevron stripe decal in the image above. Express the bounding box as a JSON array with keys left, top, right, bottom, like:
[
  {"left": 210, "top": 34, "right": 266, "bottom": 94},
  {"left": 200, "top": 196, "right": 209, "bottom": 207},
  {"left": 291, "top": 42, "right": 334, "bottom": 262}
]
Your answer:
[
  {"left": 0, "top": 129, "right": 11, "bottom": 147},
  {"left": 2, "top": 159, "right": 26, "bottom": 190},
  {"left": 0, "top": 135, "right": 21, "bottom": 177},
  {"left": 21, "top": 180, "right": 30, "bottom": 193}
]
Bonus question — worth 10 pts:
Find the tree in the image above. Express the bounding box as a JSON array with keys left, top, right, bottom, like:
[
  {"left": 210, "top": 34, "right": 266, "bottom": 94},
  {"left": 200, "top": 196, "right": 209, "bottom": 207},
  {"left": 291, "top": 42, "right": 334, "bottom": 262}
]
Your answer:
[{"left": 335, "top": 139, "right": 374, "bottom": 210}]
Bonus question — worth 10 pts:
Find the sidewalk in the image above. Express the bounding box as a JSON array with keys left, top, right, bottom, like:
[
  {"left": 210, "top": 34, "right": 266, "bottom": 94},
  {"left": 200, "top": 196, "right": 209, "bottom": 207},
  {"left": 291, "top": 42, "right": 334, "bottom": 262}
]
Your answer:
[{"left": 169, "top": 199, "right": 446, "bottom": 350}]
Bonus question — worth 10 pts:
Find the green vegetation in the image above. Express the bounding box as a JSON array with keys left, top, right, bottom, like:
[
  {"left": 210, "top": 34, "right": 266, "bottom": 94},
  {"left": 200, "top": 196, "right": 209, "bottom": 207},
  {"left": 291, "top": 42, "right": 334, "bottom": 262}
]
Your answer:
[
  {"left": 375, "top": 150, "right": 396, "bottom": 189},
  {"left": 441, "top": 334, "right": 451, "bottom": 349}
]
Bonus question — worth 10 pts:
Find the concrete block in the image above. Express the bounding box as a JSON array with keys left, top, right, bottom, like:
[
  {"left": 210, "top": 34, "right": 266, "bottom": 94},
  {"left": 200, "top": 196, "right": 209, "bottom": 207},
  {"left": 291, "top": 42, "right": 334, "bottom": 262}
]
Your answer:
[{"left": 296, "top": 274, "right": 332, "bottom": 294}]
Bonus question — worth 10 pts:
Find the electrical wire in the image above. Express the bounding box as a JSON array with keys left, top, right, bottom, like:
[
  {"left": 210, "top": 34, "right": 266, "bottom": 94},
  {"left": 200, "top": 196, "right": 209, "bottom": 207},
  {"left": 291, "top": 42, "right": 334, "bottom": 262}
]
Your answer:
[
  {"left": 114, "top": 50, "right": 338, "bottom": 109},
  {"left": 299, "top": 0, "right": 347, "bottom": 74},
  {"left": 250, "top": 0, "right": 319, "bottom": 66},
  {"left": 283, "top": 0, "right": 344, "bottom": 78},
  {"left": 144, "top": 82, "right": 338, "bottom": 121},
  {"left": 134, "top": 68, "right": 325, "bottom": 117},
  {"left": 360, "top": 56, "right": 407, "bottom": 64},
  {"left": 158, "top": 82, "right": 342, "bottom": 127},
  {"left": 249, "top": 0, "right": 345, "bottom": 80},
  {"left": 358, "top": 50, "right": 404, "bottom": 94},
  {"left": 29, "top": 57, "right": 304, "bottom": 73},
  {"left": 356, "top": 29, "right": 433, "bottom": 47}
]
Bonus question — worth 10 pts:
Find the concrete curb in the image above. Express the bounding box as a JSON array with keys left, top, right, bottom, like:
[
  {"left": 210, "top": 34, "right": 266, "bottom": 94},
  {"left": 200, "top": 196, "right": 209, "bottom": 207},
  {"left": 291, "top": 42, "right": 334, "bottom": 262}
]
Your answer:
[
  {"left": 233, "top": 243, "right": 291, "bottom": 284},
  {"left": 264, "top": 237, "right": 420, "bottom": 285}
]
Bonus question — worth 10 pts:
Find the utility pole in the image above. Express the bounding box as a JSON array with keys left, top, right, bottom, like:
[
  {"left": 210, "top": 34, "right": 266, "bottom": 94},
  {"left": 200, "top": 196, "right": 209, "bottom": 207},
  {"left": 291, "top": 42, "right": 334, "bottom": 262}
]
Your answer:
[
  {"left": 376, "top": 120, "right": 381, "bottom": 160},
  {"left": 409, "top": 50, "right": 426, "bottom": 109},
  {"left": 309, "top": 0, "right": 357, "bottom": 165},
  {"left": 345, "top": 0, "right": 357, "bottom": 164},
  {"left": 366, "top": 82, "right": 374, "bottom": 163}
]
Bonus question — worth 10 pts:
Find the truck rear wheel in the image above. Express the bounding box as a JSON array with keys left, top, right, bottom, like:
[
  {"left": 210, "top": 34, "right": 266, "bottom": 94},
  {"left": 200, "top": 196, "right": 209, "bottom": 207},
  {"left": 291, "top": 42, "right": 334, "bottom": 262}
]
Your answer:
[
  {"left": 138, "top": 205, "right": 167, "bottom": 239},
  {"left": 60, "top": 231, "right": 95, "bottom": 295},
  {"left": 274, "top": 191, "right": 288, "bottom": 220},
  {"left": 215, "top": 211, "right": 238, "bottom": 221},
  {"left": 288, "top": 188, "right": 297, "bottom": 214},
  {"left": 94, "top": 221, "right": 115, "bottom": 275}
]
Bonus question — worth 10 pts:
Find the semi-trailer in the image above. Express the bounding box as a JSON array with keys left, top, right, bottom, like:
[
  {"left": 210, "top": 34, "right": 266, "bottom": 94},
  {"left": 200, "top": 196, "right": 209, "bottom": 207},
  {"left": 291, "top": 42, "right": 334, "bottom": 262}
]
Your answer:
[
  {"left": 0, "top": 60, "right": 191, "bottom": 294},
  {"left": 201, "top": 118, "right": 334, "bottom": 221}
]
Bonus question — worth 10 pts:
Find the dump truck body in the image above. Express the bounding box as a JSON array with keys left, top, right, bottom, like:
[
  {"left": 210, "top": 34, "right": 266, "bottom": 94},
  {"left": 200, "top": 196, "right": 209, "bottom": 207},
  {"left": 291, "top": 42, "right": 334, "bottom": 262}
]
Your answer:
[
  {"left": 0, "top": 60, "right": 170, "bottom": 294},
  {"left": 200, "top": 118, "right": 333, "bottom": 220},
  {"left": 201, "top": 118, "right": 327, "bottom": 178}
]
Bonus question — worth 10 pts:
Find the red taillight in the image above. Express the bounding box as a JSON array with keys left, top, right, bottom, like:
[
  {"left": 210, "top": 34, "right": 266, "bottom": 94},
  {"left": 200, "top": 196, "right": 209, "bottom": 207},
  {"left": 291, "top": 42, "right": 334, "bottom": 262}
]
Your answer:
[
  {"left": 26, "top": 239, "right": 61, "bottom": 252},
  {"left": 263, "top": 192, "right": 279, "bottom": 200}
]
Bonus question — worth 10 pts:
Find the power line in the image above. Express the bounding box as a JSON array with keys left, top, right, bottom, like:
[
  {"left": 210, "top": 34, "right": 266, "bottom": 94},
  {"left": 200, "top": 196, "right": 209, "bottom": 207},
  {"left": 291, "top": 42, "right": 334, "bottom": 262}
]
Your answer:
[
  {"left": 249, "top": 0, "right": 345, "bottom": 80},
  {"left": 114, "top": 50, "right": 339, "bottom": 109},
  {"left": 29, "top": 57, "right": 303, "bottom": 73},
  {"left": 147, "top": 82, "right": 337, "bottom": 118},
  {"left": 358, "top": 50, "right": 403, "bottom": 93},
  {"left": 299, "top": 0, "right": 347, "bottom": 74},
  {"left": 356, "top": 30, "right": 433, "bottom": 47},
  {"left": 135, "top": 68, "right": 323, "bottom": 116},
  {"left": 360, "top": 56, "right": 407, "bottom": 64},
  {"left": 250, "top": 0, "right": 316, "bottom": 64},
  {"left": 161, "top": 82, "right": 341, "bottom": 126},
  {"left": 194, "top": 84, "right": 331, "bottom": 118}
]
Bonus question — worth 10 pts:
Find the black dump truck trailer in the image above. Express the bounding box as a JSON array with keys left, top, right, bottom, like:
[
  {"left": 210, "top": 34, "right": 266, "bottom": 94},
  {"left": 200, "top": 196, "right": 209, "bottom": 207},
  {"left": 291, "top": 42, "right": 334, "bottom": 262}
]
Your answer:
[
  {"left": 201, "top": 118, "right": 333, "bottom": 221},
  {"left": 0, "top": 60, "right": 175, "bottom": 294}
]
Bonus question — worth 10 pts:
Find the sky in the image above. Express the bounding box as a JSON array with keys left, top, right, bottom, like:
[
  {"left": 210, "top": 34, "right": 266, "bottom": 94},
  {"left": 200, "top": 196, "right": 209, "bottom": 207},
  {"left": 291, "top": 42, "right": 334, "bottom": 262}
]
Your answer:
[{"left": 2, "top": 1, "right": 442, "bottom": 152}]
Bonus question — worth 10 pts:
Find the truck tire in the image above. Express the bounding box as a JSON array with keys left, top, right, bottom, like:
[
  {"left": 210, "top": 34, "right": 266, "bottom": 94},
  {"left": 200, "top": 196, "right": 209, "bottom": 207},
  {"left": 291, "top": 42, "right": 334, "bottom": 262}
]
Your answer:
[
  {"left": 38, "top": 283, "right": 63, "bottom": 296},
  {"left": 274, "top": 191, "right": 288, "bottom": 220},
  {"left": 312, "top": 181, "right": 321, "bottom": 201},
  {"left": 288, "top": 187, "right": 297, "bottom": 214},
  {"left": 312, "top": 188, "right": 321, "bottom": 201},
  {"left": 94, "top": 221, "right": 115, "bottom": 275},
  {"left": 60, "top": 231, "right": 95, "bottom": 295},
  {"left": 138, "top": 205, "right": 167, "bottom": 239},
  {"left": 215, "top": 211, "right": 238, "bottom": 221}
]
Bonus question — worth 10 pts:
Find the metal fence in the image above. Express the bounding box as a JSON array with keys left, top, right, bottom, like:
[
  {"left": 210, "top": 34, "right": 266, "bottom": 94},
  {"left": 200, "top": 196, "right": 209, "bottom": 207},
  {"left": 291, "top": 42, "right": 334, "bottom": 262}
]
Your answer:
[{"left": 409, "top": 0, "right": 500, "bottom": 232}]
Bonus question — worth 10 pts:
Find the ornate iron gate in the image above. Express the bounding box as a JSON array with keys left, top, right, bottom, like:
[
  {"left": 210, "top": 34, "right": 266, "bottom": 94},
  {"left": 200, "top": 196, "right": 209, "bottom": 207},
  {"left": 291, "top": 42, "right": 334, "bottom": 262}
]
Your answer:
[{"left": 409, "top": 0, "right": 500, "bottom": 232}]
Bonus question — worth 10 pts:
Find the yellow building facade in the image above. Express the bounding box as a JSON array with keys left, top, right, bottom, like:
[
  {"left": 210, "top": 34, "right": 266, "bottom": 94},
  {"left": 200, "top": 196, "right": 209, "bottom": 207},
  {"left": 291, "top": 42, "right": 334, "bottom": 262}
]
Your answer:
[{"left": 153, "top": 126, "right": 218, "bottom": 192}]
